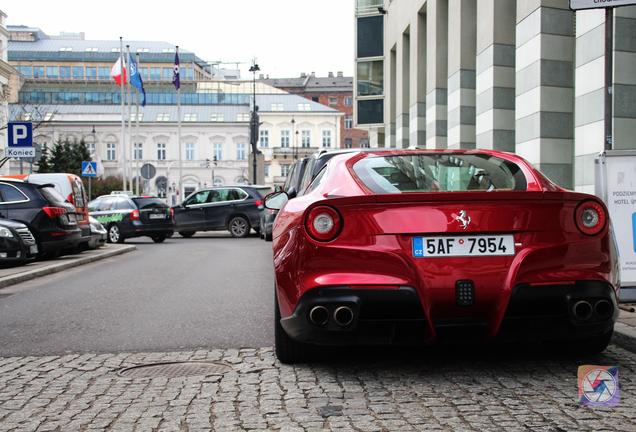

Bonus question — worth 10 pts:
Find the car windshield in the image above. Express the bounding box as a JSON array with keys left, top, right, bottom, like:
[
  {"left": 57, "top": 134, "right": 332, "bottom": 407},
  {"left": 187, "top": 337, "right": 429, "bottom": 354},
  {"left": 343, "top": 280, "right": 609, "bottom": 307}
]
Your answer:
[
  {"left": 353, "top": 153, "right": 527, "bottom": 193},
  {"left": 132, "top": 197, "right": 168, "bottom": 209}
]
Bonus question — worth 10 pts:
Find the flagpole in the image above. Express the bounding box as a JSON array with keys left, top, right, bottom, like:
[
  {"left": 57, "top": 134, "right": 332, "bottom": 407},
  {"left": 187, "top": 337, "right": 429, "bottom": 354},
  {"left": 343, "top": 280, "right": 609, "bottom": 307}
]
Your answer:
[
  {"left": 135, "top": 52, "right": 141, "bottom": 196},
  {"left": 119, "top": 37, "right": 127, "bottom": 192},
  {"left": 126, "top": 45, "right": 133, "bottom": 194},
  {"left": 176, "top": 46, "right": 182, "bottom": 200}
]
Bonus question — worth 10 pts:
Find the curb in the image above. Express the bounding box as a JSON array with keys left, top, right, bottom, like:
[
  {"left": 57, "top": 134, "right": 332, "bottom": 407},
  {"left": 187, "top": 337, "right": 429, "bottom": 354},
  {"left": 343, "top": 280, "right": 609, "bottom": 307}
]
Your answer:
[
  {"left": 612, "top": 322, "right": 636, "bottom": 353},
  {"left": 0, "top": 245, "right": 137, "bottom": 290}
]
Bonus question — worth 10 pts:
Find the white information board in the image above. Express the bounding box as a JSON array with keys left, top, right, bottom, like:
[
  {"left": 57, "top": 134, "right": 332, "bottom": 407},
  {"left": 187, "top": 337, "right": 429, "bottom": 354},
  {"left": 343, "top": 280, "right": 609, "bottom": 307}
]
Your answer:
[{"left": 597, "top": 151, "right": 636, "bottom": 292}]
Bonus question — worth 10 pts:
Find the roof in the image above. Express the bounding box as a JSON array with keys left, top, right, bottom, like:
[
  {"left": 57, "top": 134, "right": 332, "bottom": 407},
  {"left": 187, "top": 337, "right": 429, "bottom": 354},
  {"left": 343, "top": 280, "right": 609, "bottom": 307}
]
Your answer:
[
  {"left": 261, "top": 75, "right": 353, "bottom": 93},
  {"left": 255, "top": 94, "right": 339, "bottom": 113}
]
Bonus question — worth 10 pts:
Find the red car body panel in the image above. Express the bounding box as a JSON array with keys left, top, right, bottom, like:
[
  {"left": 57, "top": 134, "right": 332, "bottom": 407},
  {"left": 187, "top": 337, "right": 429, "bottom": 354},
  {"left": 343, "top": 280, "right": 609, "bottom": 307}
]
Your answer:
[{"left": 271, "top": 149, "right": 619, "bottom": 344}]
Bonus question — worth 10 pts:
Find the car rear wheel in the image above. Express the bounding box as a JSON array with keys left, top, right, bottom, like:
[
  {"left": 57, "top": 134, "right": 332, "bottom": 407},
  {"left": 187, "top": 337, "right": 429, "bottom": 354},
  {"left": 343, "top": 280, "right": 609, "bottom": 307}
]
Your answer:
[
  {"left": 275, "top": 291, "right": 308, "bottom": 364},
  {"left": 228, "top": 216, "right": 250, "bottom": 238},
  {"left": 265, "top": 230, "right": 273, "bottom": 242},
  {"left": 179, "top": 231, "right": 195, "bottom": 238},
  {"left": 107, "top": 224, "right": 124, "bottom": 244},
  {"left": 151, "top": 235, "right": 166, "bottom": 243}
]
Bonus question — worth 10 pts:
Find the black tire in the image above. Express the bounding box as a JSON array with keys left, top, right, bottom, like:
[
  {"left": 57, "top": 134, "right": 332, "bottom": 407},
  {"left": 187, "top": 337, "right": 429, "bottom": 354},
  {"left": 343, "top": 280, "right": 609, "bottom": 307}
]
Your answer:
[
  {"left": 265, "top": 230, "right": 273, "bottom": 242},
  {"left": 151, "top": 235, "right": 166, "bottom": 243},
  {"left": 275, "top": 290, "right": 307, "bottom": 364},
  {"left": 228, "top": 216, "right": 250, "bottom": 238},
  {"left": 179, "top": 231, "right": 195, "bottom": 238},
  {"left": 107, "top": 224, "right": 124, "bottom": 244}
]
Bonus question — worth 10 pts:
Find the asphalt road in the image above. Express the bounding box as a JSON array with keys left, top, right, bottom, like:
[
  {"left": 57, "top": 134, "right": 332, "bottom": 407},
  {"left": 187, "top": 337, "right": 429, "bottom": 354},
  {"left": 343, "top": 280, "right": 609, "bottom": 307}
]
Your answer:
[{"left": 0, "top": 233, "right": 275, "bottom": 356}]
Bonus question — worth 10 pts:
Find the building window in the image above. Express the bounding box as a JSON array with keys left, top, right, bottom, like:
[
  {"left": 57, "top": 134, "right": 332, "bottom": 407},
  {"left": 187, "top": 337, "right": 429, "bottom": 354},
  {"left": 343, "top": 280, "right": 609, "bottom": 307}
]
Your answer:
[
  {"left": 357, "top": 60, "right": 384, "bottom": 96},
  {"left": 156, "top": 113, "right": 170, "bottom": 121},
  {"left": 59, "top": 66, "right": 71, "bottom": 79},
  {"left": 344, "top": 96, "right": 353, "bottom": 106},
  {"left": 264, "top": 164, "right": 270, "bottom": 178},
  {"left": 33, "top": 66, "right": 44, "bottom": 78},
  {"left": 150, "top": 68, "right": 161, "bottom": 81},
  {"left": 281, "top": 164, "right": 291, "bottom": 177},
  {"left": 301, "top": 130, "right": 311, "bottom": 148},
  {"left": 46, "top": 66, "right": 59, "bottom": 78},
  {"left": 237, "top": 143, "right": 246, "bottom": 160},
  {"left": 345, "top": 116, "right": 353, "bottom": 129},
  {"left": 328, "top": 96, "right": 338, "bottom": 106},
  {"left": 157, "top": 143, "right": 166, "bottom": 160},
  {"left": 298, "top": 103, "right": 311, "bottom": 111},
  {"left": 134, "top": 143, "right": 143, "bottom": 160},
  {"left": 184, "top": 113, "right": 198, "bottom": 122},
  {"left": 86, "top": 67, "right": 97, "bottom": 80},
  {"left": 210, "top": 113, "right": 224, "bottom": 122},
  {"left": 360, "top": 138, "right": 370, "bottom": 148},
  {"left": 214, "top": 143, "right": 223, "bottom": 161},
  {"left": 106, "top": 143, "right": 116, "bottom": 160},
  {"left": 345, "top": 138, "right": 353, "bottom": 149},
  {"left": 72, "top": 66, "right": 84, "bottom": 79},
  {"left": 98, "top": 67, "right": 109, "bottom": 80},
  {"left": 357, "top": 99, "right": 383, "bottom": 125},
  {"left": 311, "top": 96, "right": 320, "bottom": 102},
  {"left": 280, "top": 130, "right": 290, "bottom": 148},
  {"left": 87, "top": 142, "right": 96, "bottom": 155},
  {"left": 162, "top": 68, "right": 172, "bottom": 81},
  {"left": 130, "top": 112, "right": 144, "bottom": 122},
  {"left": 185, "top": 143, "right": 195, "bottom": 160},
  {"left": 270, "top": 103, "right": 284, "bottom": 111},
  {"left": 322, "top": 130, "right": 332, "bottom": 148},
  {"left": 236, "top": 113, "right": 250, "bottom": 122},
  {"left": 259, "top": 130, "right": 269, "bottom": 148},
  {"left": 357, "top": 15, "right": 384, "bottom": 58}
]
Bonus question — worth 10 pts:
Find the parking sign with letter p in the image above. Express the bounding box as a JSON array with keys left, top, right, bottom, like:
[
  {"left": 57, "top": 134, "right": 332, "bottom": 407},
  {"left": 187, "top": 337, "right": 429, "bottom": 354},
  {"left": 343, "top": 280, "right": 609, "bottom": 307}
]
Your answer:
[{"left": 8, "top": 122, "right": 33, "bottom": 148}]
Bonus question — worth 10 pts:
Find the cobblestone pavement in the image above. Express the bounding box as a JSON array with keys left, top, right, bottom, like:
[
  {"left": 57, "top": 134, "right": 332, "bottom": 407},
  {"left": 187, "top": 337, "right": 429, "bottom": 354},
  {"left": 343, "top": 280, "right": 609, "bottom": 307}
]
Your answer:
[{"left": 0, "top": 345, "right": 635, "bottom": 432}]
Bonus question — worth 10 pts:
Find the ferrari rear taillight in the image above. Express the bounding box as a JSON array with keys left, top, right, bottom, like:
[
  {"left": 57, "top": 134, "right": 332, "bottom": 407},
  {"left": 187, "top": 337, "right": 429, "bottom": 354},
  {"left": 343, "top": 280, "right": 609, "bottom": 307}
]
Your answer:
[
  {"left": 42, "top": 206, "right": 67, "bottom": 219},
  {"left": 305, "top": 206, "right": 342, "bottom": 242},
  {"left": 575, "top": 200, "right": 606, "bottom": 235},
  {"left": 130, "top": 209, "right": 140, "bottom": 221}
]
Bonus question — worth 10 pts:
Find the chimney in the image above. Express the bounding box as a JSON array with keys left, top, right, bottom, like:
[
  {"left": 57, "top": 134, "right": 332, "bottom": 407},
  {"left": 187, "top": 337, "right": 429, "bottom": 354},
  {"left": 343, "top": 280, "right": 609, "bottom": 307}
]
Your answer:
[
  {"left": 311, "top": 71, "right": 315, "bottom": 77},
  {"left": 337, "top": 71, "right": 343, "bottom": 78},
  {"left": 328, "top": 71, "right": 334, "bottom": 78},
  {"left": 300, "top": 72, "right": 306, "bottom": 78}
]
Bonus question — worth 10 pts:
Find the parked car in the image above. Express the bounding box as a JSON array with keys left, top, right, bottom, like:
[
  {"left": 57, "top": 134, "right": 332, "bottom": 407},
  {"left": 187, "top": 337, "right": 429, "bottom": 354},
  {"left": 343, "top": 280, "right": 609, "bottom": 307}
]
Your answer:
[
  {"left": 260, "top": 158, "right": 309, "bottom": 241},
  {"left": 297, "top": 148, "right": 372, "bottom": 196},
  {"left": 266, "top": 149, "right": 620, "bottom": 363},
  {"left": 88, "top": 216, "right": 107, "bottom": 249},
  {"left": 173, "top": 186, "right": 266, "bottom": 238},
  {"left": 0, "top": 179, "right": 82, "bottom": 258},
  {"left": 88, "top": 195, "right": 174, "bottom": 243},
  {"left": 0, "top": 218, "right": 38, "bottom": 266},
  {"left": 1, "top": 173, "right": 91, "bottom": 250}
]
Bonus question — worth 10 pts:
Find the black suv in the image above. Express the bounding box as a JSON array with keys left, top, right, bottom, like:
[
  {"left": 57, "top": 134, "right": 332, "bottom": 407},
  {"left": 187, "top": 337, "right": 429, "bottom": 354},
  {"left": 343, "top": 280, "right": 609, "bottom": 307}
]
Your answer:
[
  {"left": 0, "top": 219, "right": 38, "bottom": 266},
  {"left": 88, "top": 195, "right": 174, "bottom": 243},
  {"left": 173, "top": 186, "right": 265, "bottom": 238},
  {"left": 0, "top": 180, "right": 81, "bottom": 257}
]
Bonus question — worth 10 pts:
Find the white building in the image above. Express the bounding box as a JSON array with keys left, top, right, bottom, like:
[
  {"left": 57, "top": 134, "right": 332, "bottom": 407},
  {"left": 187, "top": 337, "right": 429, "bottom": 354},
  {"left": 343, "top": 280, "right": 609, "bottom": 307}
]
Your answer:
[{"left": 0, "top": 10, "right": 13, "bottom": 175}]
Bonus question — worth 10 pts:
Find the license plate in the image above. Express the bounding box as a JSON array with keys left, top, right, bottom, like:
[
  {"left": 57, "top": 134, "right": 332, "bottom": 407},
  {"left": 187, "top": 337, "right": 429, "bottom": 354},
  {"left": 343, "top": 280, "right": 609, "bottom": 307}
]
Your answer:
[
  {"left": 412, "top": 235, "right": 515, "bottom": 257},
  {"left": 149, "top": 213, "right": 166, "bottom": 220},
  {"left": 67, "top": 214, "right": 77, "bottom": 222},
  {"left": 29, "top": 245, "right": 38, "bottom": 254}
]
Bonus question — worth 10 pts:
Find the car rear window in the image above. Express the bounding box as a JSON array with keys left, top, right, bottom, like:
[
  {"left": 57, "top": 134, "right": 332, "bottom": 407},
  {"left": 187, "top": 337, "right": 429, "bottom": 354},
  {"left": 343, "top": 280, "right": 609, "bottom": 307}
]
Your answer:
[
  {"left": 132, "top": 197, "right": 168, "bottom": 209},
  {"left": 39, "top": 185, "right": 68, "bottom": 205},
  {"left": 353, "top": 153, "right": 527, "bottom": 193}
]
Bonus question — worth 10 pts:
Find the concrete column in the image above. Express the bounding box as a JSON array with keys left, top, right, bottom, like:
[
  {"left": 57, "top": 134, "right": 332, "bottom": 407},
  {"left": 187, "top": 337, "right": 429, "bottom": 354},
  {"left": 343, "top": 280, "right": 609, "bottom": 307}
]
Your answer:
[
  {"left": 574, "top": 9, "right": 605, "bottom": 194},
  {"left": 396, "top": 31, "right": 411, "bottom": 148},
  {"left": 388, "top": 47, "right": 397, "bottom": 147},
  {"left": 614, "top": 7, "right": 636, "bottom": 151},
  {"left": 410, "top": 10, "right": 426, "bottom": 148},
  {"left": 447, "top": 0, "right": 476, "bottom": 149},
  {"left": 516, "top": 1, "right": 575, "bottom": 188},
  {"left": 426, "top": 0, "right": 448, "bottom": 149},
  {"left": 475, "top": 0, "right": 516, "bottom": 152}
]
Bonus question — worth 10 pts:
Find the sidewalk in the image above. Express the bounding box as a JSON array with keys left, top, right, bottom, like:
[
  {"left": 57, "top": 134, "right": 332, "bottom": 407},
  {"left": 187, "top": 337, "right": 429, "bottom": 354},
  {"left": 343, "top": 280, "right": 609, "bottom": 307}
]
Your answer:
[
  {"left": 615, "top": 305, "right": 636, "bottom": 352},
  {"left": 0, "top": 244, "right": 136, "bottom": 289}
]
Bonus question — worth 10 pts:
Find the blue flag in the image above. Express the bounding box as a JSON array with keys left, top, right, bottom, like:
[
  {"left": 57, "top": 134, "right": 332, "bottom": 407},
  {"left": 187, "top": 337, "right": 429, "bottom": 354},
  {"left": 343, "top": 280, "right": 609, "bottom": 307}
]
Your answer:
[
  {"left": 128, "top": 53, "right": 146, "bottom": 106},
  {"left": 172, "top": 51, "right": 180, "bottom": 90}
]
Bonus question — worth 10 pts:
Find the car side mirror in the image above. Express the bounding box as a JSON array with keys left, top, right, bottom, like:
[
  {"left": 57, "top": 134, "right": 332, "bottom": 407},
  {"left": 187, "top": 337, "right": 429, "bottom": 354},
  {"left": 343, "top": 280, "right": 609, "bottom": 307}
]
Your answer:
[
  {"left": 264, "top": 191, "right": 289, "bottom": 210},
  {"left": 287, "top": 187, "right": 298, "bottom": 199}
]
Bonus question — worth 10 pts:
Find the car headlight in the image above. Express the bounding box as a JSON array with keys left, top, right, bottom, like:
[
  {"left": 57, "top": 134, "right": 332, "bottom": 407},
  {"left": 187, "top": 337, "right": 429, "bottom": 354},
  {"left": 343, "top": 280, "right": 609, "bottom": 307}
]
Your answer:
[{"left": 0, "top": 227, "right": 14, "bottom": 238}]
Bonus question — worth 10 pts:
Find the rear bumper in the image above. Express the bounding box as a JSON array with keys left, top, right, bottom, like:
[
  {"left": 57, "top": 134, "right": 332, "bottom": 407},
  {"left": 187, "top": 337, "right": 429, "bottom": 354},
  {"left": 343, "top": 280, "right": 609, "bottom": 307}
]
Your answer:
[
  {"left": 279, "top": 281, "right": 618, "bottom": 346},
  {"left": 40, "top": 229, "right": 82, "bottom": 253},
  {"left": 121, "top": 222, "right": 174, "bottom": 238}
]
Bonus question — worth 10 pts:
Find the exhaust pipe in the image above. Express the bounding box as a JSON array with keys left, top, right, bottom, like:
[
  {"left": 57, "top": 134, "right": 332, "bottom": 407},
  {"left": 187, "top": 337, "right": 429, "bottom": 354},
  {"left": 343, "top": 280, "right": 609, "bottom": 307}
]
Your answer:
[
  {"left": 333, "top": 306, "right": 354, "bottom": 327},
  {"left": 594, "top": 299, "right": 614, "bottom": 319},
  {"left": 572, "top": 300, "right": 593, "bottom": 321},
  {"left": 308, "top": 306, "right": 329, "bottom": 326}
]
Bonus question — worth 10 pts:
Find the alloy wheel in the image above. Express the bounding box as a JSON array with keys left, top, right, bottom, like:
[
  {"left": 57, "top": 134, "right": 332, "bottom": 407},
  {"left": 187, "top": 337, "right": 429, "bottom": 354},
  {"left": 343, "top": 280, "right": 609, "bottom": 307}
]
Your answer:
[
  {"left": 108, "top": 225, "right": 120, "bottom": 243},
  {"left": 229, "top": 217, "right": 248, "bottom": 238}
]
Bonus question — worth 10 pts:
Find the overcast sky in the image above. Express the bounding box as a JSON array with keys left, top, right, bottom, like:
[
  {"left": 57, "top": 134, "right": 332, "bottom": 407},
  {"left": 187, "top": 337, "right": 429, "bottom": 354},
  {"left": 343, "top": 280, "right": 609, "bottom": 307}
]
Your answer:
[{"left": 3, "top": 0, "right": 355, "bottom": 79}]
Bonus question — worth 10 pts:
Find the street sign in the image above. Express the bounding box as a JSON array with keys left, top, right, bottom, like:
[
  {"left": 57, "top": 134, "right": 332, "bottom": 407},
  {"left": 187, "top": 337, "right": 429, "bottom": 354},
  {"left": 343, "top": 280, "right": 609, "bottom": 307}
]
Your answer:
[
  {"left": 570, "top": 0, "right": 636, "bottom": 10},
  {"left": 81, "top": 161, "right": 97, "bottom": 177},
  {"left": 140, "top": 163, "right": 156, "bottom": 180},
  {"left": 6, "top": 122, "right": 34, "bottom": 158}
]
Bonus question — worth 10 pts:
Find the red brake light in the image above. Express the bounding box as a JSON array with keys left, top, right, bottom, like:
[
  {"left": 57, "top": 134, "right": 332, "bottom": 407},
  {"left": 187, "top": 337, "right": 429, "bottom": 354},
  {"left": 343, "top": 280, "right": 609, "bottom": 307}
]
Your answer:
[
  {"left": 130, "top": 209, "right": 140, "bottom": 221},
  {"left": 255, "top": 199, "right": 263, "bottom": 207},
  {"left": 575, "top": 200, "right": 606, "bottom": 235},
  {"left": 67, "top": 193, "right": 75, "bottom": 205},
  {"left": 305, "top": 205, "right": 342, "bottom": 242},
  {"left": 42, "top": 206, "right": 67, "bottom": 219}
]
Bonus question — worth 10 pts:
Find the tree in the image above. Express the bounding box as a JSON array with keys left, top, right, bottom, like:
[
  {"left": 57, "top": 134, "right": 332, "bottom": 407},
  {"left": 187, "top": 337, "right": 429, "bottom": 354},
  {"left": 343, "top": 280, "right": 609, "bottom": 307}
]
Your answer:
[
  {"left": 37, "top": 137, "right": 91, "bottom": 175},
  {"left": 36, "top": 145, "right": 52, "bottom": 173}
]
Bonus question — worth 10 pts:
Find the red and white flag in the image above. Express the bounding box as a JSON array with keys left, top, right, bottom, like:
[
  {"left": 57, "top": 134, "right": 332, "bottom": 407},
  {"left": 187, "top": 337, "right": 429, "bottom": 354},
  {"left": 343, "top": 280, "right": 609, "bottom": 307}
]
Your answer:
[{"left": 110, "top": 56, "right": 127, "bottom": 86}]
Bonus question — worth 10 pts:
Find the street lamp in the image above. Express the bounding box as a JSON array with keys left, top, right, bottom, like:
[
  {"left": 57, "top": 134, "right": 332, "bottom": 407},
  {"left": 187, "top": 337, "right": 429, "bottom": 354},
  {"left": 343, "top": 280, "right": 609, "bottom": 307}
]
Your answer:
[
  {"left": 249, "top": 60, "right": 260, "bottom": 184},
  {"left": 291, "top": 117, "right": 296, "bottom": 160}
]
